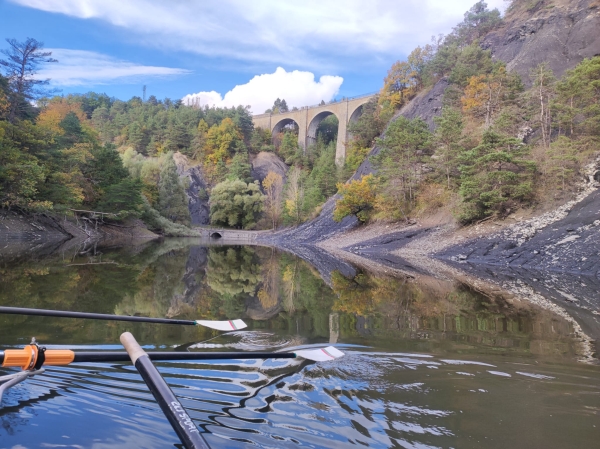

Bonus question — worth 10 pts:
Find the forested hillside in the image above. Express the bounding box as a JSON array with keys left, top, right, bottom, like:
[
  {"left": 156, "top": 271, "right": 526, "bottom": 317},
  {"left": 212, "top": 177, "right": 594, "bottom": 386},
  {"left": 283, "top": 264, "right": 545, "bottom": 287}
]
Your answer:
[
  {"left": 1, "top": 0, "right": 598, "bottom": 236},
  {"left": 333, "top": 0, "right": 600, "bottom": 225}
]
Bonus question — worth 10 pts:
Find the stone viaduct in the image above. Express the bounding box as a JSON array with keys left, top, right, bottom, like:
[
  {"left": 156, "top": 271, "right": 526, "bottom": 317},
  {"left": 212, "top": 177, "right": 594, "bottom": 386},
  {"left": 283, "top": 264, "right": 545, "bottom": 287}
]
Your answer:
[{"left": 252, "top": 94, "right": 376, "bottom": 165}]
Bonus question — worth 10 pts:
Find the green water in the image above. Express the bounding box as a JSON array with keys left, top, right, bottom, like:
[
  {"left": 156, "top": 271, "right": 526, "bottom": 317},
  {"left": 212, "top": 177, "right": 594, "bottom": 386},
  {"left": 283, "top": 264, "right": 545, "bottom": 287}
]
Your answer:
[{"left": 0, "top": 239, "right": 598, "bottom": 448}]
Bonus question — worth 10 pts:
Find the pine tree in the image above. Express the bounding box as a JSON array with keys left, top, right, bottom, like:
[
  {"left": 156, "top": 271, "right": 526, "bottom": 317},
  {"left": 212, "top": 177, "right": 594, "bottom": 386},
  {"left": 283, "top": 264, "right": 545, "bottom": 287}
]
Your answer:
[
  {"left": 434, "top": 107, "right": 464, "bottom": 188},
  {"left": 226, "top": 152, "right": 253, "bottom": 183}
]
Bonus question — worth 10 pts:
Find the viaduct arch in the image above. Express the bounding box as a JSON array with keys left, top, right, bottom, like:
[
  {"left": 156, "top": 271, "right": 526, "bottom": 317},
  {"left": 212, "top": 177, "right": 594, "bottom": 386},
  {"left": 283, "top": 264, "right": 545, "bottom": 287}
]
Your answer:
[{"left": 252, "top": 94, "right": 375, "bottom": 165}]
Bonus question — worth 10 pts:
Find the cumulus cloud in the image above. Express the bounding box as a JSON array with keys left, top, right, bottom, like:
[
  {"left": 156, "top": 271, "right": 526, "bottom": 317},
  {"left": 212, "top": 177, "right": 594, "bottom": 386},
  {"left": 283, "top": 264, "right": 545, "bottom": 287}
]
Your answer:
[
  {"left": 12, "top": 0, "right": 509, "bottom": 69},
  {"left": 182, "top": 67, "right": 343, "bottom": 114},
  {"left": 37, "top": 49, "right": 190, "bottom": 86}
]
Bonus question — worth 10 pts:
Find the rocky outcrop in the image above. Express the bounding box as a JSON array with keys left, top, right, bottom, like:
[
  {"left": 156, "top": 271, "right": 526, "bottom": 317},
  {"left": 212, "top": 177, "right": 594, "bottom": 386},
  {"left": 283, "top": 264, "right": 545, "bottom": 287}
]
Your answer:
[
  {"left": 250, "top": 151, "right": 288, "bottom": 185},
  {"left": 483, "top": 0, "right": 600, "bottom": 84},
  {"left": 0, "top": 209, "right": 72, "bottom": 241},
  {"left": 399, "top": 78, "right": 449, "bottom": 132},
  {"left": 438, "top": 156, "right": 600, "bottom": 276},
  {"left": 185, "top": 165, "right": 210, "bottom": 225},
  {"left": 172, "top": 152, "right": 210, "bottom": 225}
]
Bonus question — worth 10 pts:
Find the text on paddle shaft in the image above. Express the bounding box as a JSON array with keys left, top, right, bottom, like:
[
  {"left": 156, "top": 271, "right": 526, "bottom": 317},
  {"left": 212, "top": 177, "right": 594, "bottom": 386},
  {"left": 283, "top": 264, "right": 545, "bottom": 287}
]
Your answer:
[{"left": 170, "top": 401, "right": 199, "bottom": 433}]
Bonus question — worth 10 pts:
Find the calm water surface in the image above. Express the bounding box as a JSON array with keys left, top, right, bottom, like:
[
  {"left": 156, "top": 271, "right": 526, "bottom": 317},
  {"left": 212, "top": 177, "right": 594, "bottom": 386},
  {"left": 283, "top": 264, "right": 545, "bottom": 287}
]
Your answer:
[{"left": 0, "top": 239, "right": 598, "bottom": 448}]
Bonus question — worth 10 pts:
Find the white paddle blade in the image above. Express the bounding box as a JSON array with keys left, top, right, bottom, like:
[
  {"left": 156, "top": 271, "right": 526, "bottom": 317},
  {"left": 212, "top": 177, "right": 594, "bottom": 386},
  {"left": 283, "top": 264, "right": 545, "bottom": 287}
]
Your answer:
[
  {"left": 195, "top": 319, "right": 247, "bottom": 331},
  {"left": 295, "top": 346, "right": 344, "bottom": 362}
]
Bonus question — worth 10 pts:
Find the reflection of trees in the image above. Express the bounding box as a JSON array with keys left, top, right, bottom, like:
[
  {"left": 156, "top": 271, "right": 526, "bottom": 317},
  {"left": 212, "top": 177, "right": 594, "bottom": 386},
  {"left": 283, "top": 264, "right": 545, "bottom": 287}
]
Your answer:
[
  {"left": 205, "top": 247, "right": 262, "bottom": 318},
  {"left": 257, "top": 249, "right": 280, "bottom": 310},
  {"left": 273, "top": 254, "right": 337, "bottom": 336},
  {"left": 206, "top": 247, "right": 262, "bottom": 297}
]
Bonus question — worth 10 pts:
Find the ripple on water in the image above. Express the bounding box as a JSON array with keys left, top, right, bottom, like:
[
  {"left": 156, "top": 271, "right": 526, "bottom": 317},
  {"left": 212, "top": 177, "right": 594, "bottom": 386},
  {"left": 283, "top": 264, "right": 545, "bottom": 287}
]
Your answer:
[{"left": 2, "top": 349, "right": 600, "bottom": 448}]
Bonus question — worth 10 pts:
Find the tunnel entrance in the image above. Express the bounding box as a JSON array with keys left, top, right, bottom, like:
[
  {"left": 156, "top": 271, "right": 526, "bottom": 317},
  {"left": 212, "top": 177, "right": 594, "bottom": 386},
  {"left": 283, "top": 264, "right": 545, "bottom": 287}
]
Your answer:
[{"left": 210, "top": 232, "right": 222, "bottom": 239}]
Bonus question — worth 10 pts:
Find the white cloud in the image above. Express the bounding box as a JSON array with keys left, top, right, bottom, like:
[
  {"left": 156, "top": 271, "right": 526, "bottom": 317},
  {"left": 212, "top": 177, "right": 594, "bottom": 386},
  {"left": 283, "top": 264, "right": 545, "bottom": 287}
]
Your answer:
[
  {"left": 37, "top": 49, "right": 190, "bottom": 86},
  {"left": 12, "top": 0, "right": 510, "bottom": 69},
  {"left": 182, "top": 67, "right": 343, "bottom": 114}
]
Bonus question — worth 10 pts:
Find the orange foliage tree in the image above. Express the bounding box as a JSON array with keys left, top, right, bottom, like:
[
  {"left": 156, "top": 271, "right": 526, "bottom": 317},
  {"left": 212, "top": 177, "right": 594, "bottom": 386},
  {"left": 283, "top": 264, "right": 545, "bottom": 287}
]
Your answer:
[
  {"left": 37, "top": 98, "right": 88, "bottom": 134},
  {"left": 333, "top": 174, "right": 377, "bottom": 222},
  {"left": 461, "top": 66, "right": 521, "bottom": 127}
]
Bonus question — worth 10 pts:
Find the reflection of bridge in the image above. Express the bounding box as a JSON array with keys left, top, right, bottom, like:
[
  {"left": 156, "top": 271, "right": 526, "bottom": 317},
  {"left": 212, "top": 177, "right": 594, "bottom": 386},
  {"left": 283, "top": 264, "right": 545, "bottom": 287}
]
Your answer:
[{"left": 252, "top": 93, "right": 376, "bottom": 165}]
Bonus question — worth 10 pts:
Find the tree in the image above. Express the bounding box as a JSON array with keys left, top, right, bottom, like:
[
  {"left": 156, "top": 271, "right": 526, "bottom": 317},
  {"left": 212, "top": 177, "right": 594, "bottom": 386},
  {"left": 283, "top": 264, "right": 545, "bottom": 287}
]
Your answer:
[
  {"left": 529, "top": 63, "right": 556, "bottom": 149},
  {"left": 262, "top": 171, "right": 283, "bottom": 229},
  {"left": 97, "top": 178, "right": 143, "bottom": 213},
  {"left": 0, "top": 136, "right": 47, "bottom": 208},
  {"left": 333, "top": 174, "right": 377, "bottom": 222},
  {"left": 158, "top": 153, "right": 191, "bottom": 225},
  {"left": 434, "top": 107, "right": 464, "bottom": 188},
  {"left": 37, "top": 98, "right": 88, "bottom": 134},
  {"left": 0, "top": 75, "right": 9, "bottom": 120},
  {"left": 226, "top": 152, "right": 253, "bottom": 183},
  {"left": 0, "top": 38, "right": 57, "bottom": 122},
  {"left": 457, "top": 130, "right": 536, "bottom": 222},
  {"left": 249, "top": 127, "right": 273, "bottom": 153},
  {"left": 375, "top": 116, "right": 432, "bottom": 205},
  {"left": 449, "top": 1, "right": 501, "bottom": 46},
  {"left": 546, "top": 136, "right": 579, "bottom": 191},
  {"left": 204, "top": 117, "right": 245, "bottom": 165},
  {"left": 209, "top": 179, "right": 264, "bottom": 229},
  {"left": 270, "top": 98, "right": 289, "bottom": 114},
  {"left": 553, "top": 56, "right": 600, "bottom": 138},
  {"left": 380, "top": 61, "right": 415, "bottom": 110},
  {"left": 279, "top": 131, "right": 300, "bottom": 164},
  {"left": 283, "top": 166, "right": 304, "bottom": 224},
  {"left": 88, "top": 145, "right": 129, "bottom": 189}
]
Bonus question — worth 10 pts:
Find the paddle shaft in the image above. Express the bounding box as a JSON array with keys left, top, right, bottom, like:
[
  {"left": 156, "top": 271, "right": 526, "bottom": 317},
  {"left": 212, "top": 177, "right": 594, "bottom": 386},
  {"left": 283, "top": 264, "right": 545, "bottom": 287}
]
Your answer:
[
  {"left": 121, "top": 332, "right": 210, "bottom": 449},
  {"left": 0, "top": 349, "right": 297, "bottom": 368},
  {"left": 0, "top": 306, "right": 196, "bottom": 326}
]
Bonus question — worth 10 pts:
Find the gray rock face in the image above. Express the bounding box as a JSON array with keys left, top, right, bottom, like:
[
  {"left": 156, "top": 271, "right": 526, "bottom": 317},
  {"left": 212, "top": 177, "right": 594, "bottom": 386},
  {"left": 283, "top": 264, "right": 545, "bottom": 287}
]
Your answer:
[
  {"left": 172, "top": 152, "right": 211, "bottom": 225},
  {"left": 250, "top": 151, "right": 288, "bottom": 185},
  {"left": 483, "top": 0, "right": 600, "bottom": 85},
  {"left": 185, "top": 165, "right": 210, "bottom": 225},
  {"left": 399, "top": 78, "right": 449, "bottom": 132}
]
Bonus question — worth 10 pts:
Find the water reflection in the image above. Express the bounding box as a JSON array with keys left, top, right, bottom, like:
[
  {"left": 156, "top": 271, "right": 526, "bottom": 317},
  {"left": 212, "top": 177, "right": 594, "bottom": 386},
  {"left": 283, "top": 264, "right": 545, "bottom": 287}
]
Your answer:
[
  {"left": 0, "top": 239, "right": 581, "bottom": 357},
  {"left": 0, "top": 239, "right": 597, "bottom": 448}
]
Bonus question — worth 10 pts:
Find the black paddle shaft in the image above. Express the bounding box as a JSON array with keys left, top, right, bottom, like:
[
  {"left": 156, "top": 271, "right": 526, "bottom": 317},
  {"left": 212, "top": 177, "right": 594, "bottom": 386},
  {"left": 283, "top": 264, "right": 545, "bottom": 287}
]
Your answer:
[
  {"left": 71, "top": 351, "right": 296, "bottom": 363},
  {"left": 0, "top": 306, "right": 196, "bottom": 326},
  {"left": 135, "top": 355, "right": 210, "bottom": 449}
]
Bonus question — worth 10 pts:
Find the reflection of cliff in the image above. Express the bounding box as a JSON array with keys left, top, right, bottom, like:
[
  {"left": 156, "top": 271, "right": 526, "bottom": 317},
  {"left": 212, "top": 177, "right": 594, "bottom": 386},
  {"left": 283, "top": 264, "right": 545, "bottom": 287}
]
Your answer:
[
  {"left": 332, "top": 270, "right": 578, "bottom": 358},
  {"left": 115, "top": 245, "right": 191, "bottom": 319}
]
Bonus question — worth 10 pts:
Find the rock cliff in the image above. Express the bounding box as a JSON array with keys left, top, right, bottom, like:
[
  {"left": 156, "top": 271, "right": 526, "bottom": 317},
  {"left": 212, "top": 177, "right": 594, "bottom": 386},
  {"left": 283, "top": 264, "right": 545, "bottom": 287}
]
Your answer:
[{"left": 483, "top": 0, "right": 600, "bottom": 85}]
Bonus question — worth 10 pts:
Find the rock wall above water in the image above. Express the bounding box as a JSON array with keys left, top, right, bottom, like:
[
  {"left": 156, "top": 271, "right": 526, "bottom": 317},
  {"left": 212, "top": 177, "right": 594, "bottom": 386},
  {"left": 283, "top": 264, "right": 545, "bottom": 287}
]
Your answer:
[{"left": 483, "top": 0, "right": 600, "bottom": 85}]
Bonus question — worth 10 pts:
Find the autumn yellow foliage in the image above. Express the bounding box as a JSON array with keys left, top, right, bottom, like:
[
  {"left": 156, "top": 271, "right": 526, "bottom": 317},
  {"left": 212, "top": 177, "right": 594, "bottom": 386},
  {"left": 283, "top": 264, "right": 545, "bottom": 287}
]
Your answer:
[
  {"left": 333, "top": 174, "right": 377, "bottom": 222},
  {"left": 37, "top": 98, "right": 88, "bottom": 134}
]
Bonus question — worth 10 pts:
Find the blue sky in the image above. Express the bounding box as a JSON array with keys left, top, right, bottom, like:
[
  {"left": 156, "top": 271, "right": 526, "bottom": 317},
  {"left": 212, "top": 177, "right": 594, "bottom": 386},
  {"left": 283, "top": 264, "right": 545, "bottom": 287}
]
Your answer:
[{"left": 0, "top": 0, "right": 506, "bottom": 113}]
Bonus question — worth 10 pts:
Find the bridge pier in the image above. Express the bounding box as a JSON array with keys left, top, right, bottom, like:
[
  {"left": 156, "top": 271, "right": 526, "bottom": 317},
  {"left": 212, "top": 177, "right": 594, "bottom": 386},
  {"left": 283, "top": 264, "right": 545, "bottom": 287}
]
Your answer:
[{"left": 252, "top": 94, "right": 375, "bottom": 166}]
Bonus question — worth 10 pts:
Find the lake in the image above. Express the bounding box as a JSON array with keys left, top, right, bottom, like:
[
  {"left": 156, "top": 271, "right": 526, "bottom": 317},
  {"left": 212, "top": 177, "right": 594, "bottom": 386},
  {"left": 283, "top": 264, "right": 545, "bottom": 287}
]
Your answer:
[{"left": 0, "top": 239, "right": 598, "bottom": 448}]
